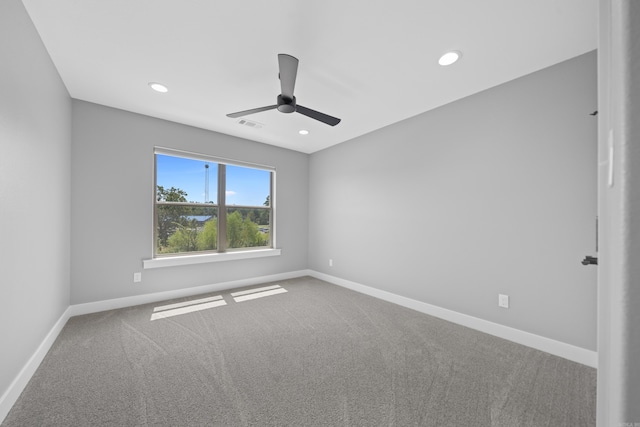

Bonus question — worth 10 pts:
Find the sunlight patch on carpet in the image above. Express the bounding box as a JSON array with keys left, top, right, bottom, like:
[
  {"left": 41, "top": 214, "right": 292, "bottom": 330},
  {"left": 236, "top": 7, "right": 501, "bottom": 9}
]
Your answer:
[
  {"left": 232, "top": 285, "right": 287, "bottom": 302},
  {"left": 153, "top": 295, "right": 224, "bottom": 312},
  {"left": 150, "top": 298, "right": 226, "bottom": 321}
]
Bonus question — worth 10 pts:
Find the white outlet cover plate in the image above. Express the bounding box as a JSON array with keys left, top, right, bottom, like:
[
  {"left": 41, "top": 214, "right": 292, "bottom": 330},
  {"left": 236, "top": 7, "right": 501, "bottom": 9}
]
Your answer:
[{"left": 499, "top": 294, "right": 509, "bottom": 308}]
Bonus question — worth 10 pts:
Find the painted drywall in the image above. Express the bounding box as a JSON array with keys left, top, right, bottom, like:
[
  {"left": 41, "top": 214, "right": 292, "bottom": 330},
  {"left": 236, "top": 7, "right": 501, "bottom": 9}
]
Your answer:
[
  {"left": 71, "top": 101, "right": 309, "bottom": 304},
  {"left": 596, "top": 0, "right": 640, "bottom": 424},
  {"left": 0, "top": 0, "right": 71, "bottom": 406},
  {"left": 309, "top": 51, "right": 598, "bottom": 351}
]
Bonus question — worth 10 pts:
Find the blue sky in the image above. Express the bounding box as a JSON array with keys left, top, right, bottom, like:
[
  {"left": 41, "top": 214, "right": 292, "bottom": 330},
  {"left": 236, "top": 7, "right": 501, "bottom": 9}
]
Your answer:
[{"left": 156, "top": 155, "right": 270, "bottom": 206}]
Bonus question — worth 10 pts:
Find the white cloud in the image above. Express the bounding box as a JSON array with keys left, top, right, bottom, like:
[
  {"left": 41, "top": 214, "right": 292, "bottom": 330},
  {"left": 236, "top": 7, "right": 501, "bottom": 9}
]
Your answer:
[{"left": 226, "top": 190, "right": 236, "bottom": 197}]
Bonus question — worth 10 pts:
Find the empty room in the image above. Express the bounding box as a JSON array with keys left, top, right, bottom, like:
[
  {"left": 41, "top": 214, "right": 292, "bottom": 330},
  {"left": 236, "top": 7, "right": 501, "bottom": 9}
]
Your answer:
[{"left": 1, "top": 0, "right": 638, "bottom": 426}]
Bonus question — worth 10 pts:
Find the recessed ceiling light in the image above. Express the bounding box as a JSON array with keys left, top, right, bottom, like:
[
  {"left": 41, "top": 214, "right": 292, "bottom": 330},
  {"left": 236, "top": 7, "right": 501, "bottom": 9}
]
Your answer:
[
  {"left": 148, "top": 82, "right": 168, "bottom": 93},
  {"left": 438, "top": 51, "right": 462, "bottom": 66},
  {"left": 299, "top": 130, "right": 309, "bottom": 135}
]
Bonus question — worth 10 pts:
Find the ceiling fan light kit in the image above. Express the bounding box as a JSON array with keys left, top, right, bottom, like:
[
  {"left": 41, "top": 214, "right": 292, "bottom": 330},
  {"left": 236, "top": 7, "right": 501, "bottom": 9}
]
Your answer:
[{"left": 227, "top": 54, "right": 341, "bottom": 126}]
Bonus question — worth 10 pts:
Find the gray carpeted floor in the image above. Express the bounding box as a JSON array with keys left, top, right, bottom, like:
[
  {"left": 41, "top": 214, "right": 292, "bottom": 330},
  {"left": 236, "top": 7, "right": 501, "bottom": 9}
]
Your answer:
[{"left": 3, "top": 277, "right": 596, "bottom": 426}]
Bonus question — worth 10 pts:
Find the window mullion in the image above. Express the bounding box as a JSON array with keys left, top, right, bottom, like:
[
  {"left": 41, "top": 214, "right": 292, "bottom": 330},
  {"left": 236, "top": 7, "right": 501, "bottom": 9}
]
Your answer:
[
  {"left": 217, "top": 163, "right": 227, "bottom": 252},
  {"left": 269, "top": 171, "right": 274, "bottom": 248},
  {"left": 154, "top": 155, "right": 158, "bottom": 257}
]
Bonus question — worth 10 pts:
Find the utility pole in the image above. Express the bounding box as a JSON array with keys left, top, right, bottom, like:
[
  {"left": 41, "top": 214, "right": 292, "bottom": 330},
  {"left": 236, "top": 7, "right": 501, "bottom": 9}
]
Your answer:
[{"left": 204, "top": 163, "right": 209, "bottom": 203}]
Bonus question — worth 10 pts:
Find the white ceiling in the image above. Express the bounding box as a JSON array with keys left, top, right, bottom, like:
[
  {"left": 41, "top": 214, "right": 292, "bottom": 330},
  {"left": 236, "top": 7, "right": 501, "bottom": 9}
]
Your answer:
[{"left": 22, "top": 0, "right": 597, "bottom": 154}]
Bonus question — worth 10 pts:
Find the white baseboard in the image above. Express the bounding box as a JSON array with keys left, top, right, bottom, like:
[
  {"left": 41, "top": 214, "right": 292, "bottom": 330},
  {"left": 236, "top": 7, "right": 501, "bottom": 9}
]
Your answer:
[
  {"left": 308, "top": 270, "right": 597, "bottom": 368},
  {"left": 69, "top": 270, "right": 311, "bottom": 317},
  {"left": 0, "top": 306, "right": 73, "bottom": 424},
  {"left": 0, "top": 269, "right": 310, "bottom": 424},
  {"left": 1, "top": 268, "right": 596, "bottom": 425}
]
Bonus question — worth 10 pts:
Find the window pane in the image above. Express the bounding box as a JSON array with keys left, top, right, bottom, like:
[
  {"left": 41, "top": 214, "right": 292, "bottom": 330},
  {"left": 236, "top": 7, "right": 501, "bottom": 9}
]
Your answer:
[
  {"left": 156, "top": 205, "right": 218, "bottom": 255},
  {"left": 225, "top": 165, "right": 270, "bottom": 207},
  {"left": 156, "top": 154, "right": 217, "bottom": 203},
  {"left": 226, "top": 208, "right": 270, "bottom": 249}
]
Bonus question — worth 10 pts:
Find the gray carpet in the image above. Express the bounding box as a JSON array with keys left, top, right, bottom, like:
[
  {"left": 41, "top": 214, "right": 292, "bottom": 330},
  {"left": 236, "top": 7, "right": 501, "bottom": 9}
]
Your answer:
[{"left": 3, "top": 277, "right": 596, "bottom": 426}]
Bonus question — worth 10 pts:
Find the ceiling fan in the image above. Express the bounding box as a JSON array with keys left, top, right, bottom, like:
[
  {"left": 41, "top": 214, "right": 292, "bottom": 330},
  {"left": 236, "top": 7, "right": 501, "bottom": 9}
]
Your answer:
[{"left": 227, "top": 54, "right": 341, "bottom": 126}]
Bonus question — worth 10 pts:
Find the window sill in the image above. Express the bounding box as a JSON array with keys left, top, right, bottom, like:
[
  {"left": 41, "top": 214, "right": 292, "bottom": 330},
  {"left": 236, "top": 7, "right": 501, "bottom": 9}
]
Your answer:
[{"left": 143, "top": 248, "right": 281, "bottom": 269}]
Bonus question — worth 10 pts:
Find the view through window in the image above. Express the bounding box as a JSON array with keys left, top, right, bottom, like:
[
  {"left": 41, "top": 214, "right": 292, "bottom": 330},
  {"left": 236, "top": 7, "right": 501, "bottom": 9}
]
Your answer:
[{"left": 154, "top": 149, "right": 273, "bottom": 257}]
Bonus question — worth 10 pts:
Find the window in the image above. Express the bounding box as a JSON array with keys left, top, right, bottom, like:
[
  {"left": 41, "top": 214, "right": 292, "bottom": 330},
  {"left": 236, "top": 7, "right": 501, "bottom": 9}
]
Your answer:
[{"left": 153, "top": 148, "right": 274, "bottom": 259}]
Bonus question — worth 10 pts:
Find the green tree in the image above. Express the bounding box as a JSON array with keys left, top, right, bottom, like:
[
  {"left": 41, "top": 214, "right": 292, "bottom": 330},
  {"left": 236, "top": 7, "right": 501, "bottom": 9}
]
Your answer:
[
  {"left": 156, "top": 186, "right": 189, "bottom": 249},
  {"left": 227, "top": 211, "right": 268, "bottom": 248},
  {"left": 244, "top": 218, "right": 268, "bottom": 247},
  {"left": 197, "top": 218, "right": 218, "bottom": 251},
  {"left": 227, "top": 211, "right": 244, "bottom": 248},
  {"left": 165, "top": 220, "right": 199, "bottom": 253},
  {"left": 257, "top": 195, "right": 271, "bottom": 225},
  {"left": 157, "top": 185, "right": 188, "bottom": 203}
]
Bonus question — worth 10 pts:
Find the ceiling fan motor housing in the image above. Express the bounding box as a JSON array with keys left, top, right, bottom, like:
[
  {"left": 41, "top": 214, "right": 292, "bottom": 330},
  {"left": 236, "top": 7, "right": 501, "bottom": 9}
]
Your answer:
[
  {"left": 227, "top": 54, "right": 340, "bottom": 125},
  {"left": 277, "top": 95, "right": 296, "bottom": 113}
]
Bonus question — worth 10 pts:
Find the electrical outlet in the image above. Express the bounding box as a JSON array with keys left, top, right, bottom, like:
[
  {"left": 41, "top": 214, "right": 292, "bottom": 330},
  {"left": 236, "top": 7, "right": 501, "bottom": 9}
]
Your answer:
[
  {"left": 329, "top": 259, "right": 333, "bottom": 267},
  {"left": 498, "top": 294, "right": 509, "bottom": 308},
  {"left": 133, "top": 272, "right": 142, "bottom": 283}
]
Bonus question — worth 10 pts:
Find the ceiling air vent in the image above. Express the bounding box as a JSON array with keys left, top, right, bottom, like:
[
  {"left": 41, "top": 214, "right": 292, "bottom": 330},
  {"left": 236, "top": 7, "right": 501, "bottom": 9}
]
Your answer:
[{"left": 237, "top": 119, "right": 263, "bottom": 129}]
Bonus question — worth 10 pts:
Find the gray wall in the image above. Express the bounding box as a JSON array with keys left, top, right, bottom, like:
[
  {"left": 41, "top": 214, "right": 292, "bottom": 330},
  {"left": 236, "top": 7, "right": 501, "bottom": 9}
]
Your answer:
[
  {"left": 71, "top": 101, "right": 309, "bottom": 304},
  {"left": 0, "top": 0, "right": 71, "bottom": 402},
  {"left": 309, "top": 52, "right": 598, "bottom": 351},
  {"left": 596, "top": 0, "right": 640, "bottom": 424}
]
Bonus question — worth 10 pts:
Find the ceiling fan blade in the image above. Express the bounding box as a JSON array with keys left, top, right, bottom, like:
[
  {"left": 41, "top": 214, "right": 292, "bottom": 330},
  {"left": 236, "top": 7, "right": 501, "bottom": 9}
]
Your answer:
[
  {"left": 226, "top": 105, "right": 277, "bottom": 118},
  {"left": 296, "top": 104, "right": 341, "bottom": 126},
  {"left": 278, "top": 54, "right": 298, "bottom": 99}
]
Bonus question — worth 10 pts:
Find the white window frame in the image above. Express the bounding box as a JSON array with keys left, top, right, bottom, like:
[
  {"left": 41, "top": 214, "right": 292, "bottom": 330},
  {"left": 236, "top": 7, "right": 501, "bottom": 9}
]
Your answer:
[{"left": 143, "top": 147, "right": 280, "bottom": 269}]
